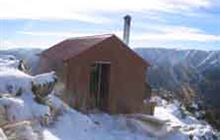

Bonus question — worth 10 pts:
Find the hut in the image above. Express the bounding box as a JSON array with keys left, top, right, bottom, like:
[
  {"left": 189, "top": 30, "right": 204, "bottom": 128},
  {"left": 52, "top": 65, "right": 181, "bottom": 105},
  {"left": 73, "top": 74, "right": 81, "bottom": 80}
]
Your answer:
[{"left": 37, "top": 34, "right": 153, "bottom": 114}]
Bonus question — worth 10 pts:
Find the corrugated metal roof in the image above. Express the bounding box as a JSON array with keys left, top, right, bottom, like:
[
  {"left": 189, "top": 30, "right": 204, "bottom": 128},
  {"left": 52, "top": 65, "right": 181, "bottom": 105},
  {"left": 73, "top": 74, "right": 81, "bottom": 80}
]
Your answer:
[
  {"left": 41, "top": 34, "right": 149, "bottom": 66},
  {"left": 41, "top": 34, "right": 114, "bottom": 61}
]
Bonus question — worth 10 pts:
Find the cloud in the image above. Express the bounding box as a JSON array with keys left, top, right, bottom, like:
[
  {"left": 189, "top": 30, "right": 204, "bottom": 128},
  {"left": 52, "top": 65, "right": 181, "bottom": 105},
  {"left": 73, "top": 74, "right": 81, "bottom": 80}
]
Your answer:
[
  {"left": 9, "top": 30, "right": 123, "bottom": 49},
  {"left": 0, "top": 40, "right": 19, "bottom": 50},
  {"left": 18, "top": 31, "right": 123, "bottom": 38},
  {"left": 18, "top": 25, "right": 220, "bottom": 43},
  {"left": 0, "top": 39, "right": 53, "bottom": 49},
  {"left": 0, "top": 0, "right": 214, "bottom": 23},
  {"left": 132, "top": 26, "right": 220, "bottom": 42},
  {"left": 3, "top": 25, "right": 220, "bottom": 50},
  {"left": 19, "top": 31, "right": 99, "bottom": 37},
  {"left": 1, "top": 0, "right": 218, "bottom": 50}
]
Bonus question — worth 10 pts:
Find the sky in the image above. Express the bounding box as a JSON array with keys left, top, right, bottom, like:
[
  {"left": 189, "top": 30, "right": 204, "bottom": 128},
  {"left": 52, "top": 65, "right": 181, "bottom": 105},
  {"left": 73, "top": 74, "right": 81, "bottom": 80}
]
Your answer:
[{"left": 0, "top": 0, "right": 220, "bottom": 50}]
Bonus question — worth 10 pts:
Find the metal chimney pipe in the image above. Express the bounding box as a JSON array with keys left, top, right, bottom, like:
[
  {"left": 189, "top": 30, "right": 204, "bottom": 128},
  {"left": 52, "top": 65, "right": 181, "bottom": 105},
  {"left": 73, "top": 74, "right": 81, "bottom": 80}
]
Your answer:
[{"left": 123, "top": 15, "right": 131, "bottom": 45}]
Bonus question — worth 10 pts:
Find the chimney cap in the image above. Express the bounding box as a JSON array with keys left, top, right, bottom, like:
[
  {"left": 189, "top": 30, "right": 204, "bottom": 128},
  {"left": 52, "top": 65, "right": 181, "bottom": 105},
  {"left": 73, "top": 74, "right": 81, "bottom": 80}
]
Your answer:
[{"left": 124, "top": 15, "right": 131, "bottom": 20}]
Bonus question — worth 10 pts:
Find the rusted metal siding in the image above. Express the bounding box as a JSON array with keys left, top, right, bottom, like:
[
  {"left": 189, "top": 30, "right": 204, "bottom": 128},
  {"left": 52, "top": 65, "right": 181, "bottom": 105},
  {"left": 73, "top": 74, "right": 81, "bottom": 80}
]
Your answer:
[{"left": 63, "top": 37, "right": 151, "bottom": 114}]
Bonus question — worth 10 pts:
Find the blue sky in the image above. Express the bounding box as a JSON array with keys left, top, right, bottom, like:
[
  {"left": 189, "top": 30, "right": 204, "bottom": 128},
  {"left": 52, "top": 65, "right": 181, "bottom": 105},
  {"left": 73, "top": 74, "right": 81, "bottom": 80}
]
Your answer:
[{"left": 0, "top": 0, "right": 220, "bottom": 50}]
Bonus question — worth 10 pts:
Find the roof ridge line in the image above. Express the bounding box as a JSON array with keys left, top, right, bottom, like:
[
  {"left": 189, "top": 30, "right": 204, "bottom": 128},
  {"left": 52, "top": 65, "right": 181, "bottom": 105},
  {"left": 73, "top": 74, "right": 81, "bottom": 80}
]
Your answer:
[{"left": 66, "top": 34, "right": 115, "bottom": 41}]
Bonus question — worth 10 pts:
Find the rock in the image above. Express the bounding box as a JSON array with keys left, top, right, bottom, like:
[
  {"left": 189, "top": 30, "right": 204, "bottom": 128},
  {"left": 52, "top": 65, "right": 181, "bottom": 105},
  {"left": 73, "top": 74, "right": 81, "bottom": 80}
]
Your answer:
[
  {"left": 17, "top": 60, "right": 27, "bottom": 72},
  {"left": 0, "top": 105, "right": 8, "bottom": 126},
  {"left": 0, "top": 128, "right": 7, "bottom": 140},
  {"left": 3, "top": 121, "right": 40, "bottom": 140},
  {"left": 31, "top": 72, "right": 57, "bottom": 104}
]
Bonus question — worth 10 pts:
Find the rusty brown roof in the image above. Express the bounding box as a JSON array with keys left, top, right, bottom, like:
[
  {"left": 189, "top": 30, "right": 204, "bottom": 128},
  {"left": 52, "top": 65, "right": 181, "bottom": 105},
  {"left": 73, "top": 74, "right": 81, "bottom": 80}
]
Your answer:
[
  {"left": 41, "top": 34, "right": 149, "bottom": 66},
  {"left": 42, "top": 34, "right": 113, "bottom": 61}
]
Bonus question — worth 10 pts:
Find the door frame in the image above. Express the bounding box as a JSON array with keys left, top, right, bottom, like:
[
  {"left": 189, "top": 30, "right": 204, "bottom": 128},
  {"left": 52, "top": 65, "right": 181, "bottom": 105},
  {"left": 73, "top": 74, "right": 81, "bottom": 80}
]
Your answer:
[{"left": 89, "top": 61, "right": 111, "bottom": 111}]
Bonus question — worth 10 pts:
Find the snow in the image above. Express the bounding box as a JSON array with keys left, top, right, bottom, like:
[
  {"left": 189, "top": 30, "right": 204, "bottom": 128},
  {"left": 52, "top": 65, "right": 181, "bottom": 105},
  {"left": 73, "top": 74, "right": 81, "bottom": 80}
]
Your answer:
[
  {"left": 42, "top": 99, "right": 216, "bottom": 140},
  {"left": 33, "top": 71, "right": 57, "bottom": 85},
  {"left": 44, "top": 111, "right": 98, "bottom": 140},
  {"left": 0, "top": 55, "right": 19, "bottom": 69},
  {"left": 0, "top": 55, "right": 56, "bottom": 97},
  {"left": 0, "top": 54, "right": 219, "bottom": 140},
  {"left": 0, "top": 94, "right": 50, "bottom": 123},
  {"left": 0, "top": 68, "right": 32, "bottom": 96},
  {"left": 197, "top": 51, "right": 216, "bottom": 68},
  {"left": 46, "top": 94, "right": 67, "bottom": 113},
  {"left": 0, "top": 128, "right": 7, "bottom": 140},
  {"left": 150, "top": 96, "right": 168, "bottom": 106},
  {"left": 210, "top": 59, "right": 218, "bottom": 65},
  {"left": 0, "top": 55, "right": 51, "bottom": 123},
  {"left": 43, "top": 129, "right": 60, "bottom": 140},
  {"left": 44, "top": 112, "right": 151, "bottom": 140},
  {"left": 153, "top": 96, "right": 218, "bottom": 140},
  {"left": 156, "top": 106, "right": 186, "bottom": 126}
]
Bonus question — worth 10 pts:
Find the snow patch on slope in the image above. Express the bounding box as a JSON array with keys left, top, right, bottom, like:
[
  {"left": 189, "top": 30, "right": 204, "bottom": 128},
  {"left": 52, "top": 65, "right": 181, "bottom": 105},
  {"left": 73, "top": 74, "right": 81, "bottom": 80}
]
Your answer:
[{"left": 153, "top": 96, "right": 218, "bottom": 140}]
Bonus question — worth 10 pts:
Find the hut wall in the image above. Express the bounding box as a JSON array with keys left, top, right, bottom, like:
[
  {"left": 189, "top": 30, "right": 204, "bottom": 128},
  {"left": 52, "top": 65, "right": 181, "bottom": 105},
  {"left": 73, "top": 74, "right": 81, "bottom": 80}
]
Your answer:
[{"left": 64, "top": 38, "right": 151, "bottom": 114}]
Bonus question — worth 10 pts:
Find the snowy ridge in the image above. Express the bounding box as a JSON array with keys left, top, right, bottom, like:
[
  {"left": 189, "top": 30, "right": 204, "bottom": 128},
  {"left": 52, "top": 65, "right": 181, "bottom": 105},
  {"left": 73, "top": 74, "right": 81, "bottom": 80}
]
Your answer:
[
  {"left": 196, "top": 51, "right": 219, "bottom": 68},
  {"left": 0, "top": 55, "right": 20, "bottom": 69},
  {"left": 33, "top": 72, "right": 57, "bottom": 85}
]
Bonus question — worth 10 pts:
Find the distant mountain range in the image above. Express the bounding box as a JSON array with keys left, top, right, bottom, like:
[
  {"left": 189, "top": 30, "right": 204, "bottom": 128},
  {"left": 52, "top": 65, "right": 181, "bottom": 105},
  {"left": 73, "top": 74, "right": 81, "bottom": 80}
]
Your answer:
[{"left": 135, "top": 48, "right": 220, "bottom": 108}]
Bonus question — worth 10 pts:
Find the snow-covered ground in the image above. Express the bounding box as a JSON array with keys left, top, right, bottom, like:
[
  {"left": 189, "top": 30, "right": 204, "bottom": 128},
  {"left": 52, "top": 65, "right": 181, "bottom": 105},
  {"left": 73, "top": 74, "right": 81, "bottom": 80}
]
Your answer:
[
  {"left": 152, "top": 97, "right": 219, "bottom": 140},
  {"left": 0, "top": 55, "right": 219, "bottom": 140}
]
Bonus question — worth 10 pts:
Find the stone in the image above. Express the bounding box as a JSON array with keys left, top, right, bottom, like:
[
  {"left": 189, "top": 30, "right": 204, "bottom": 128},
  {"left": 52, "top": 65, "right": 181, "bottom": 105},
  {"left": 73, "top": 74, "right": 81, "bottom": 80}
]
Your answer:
[
  {"left": 3, "top": 121, "right": 40, "bottom": 140},
  {"left": 0, "top": 105, "right": 8, "bottom": 127}
]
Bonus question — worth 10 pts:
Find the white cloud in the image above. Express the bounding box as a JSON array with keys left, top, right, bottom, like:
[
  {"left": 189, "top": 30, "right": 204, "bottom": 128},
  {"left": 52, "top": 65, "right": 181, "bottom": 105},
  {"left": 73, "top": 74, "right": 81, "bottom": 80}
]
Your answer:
[
  {"left": 19, "top": 31, "right": 100, "bottom": 37},
  {"left": 0, "top": 39, "right": 53, "bottom": 49},
  {"left": 0, "top": 40, "right": 19, "bottom": 50},
  {"left": 2, "top": 26, "right": 219, "bottom": 50},
  {"left": 3, "top": 30, "right": 123, "bottom": 49},
  {"left": 18, "top": 31, "right": 123, "bottom": 38},
  {"left": 0, "top": 0, "right": 213, "bottom": 22},
  {"left": 132, "top": 26, "right": 220, "bottom": 42},
  {"left": 18, "top": 25, "right": 220, "bottom": 43}
]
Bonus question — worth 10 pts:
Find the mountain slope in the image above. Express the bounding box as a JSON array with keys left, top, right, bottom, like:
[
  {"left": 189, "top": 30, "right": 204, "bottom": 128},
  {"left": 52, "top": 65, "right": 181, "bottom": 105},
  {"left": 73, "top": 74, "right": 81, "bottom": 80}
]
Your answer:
[{"left": 135, "top": 48, "right": 220, "bottom": 107}]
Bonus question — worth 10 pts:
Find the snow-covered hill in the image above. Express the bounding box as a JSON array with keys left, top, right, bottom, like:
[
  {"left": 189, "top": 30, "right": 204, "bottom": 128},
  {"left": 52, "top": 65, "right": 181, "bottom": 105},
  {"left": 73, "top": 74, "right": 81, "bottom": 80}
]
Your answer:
[{"left": 0, "top": 54, "right": 219, "bottom": 140}]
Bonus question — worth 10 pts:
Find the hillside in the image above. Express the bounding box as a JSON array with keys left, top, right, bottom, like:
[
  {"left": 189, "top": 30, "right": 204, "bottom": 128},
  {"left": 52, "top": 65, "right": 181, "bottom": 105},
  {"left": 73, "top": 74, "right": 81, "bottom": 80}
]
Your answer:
[
  {"left": 135, "top": 48, "right": 220, "bottom": 107},
  {"left": 0, "top": 52, "right": 219, "bottom": 140}
]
